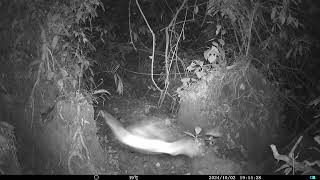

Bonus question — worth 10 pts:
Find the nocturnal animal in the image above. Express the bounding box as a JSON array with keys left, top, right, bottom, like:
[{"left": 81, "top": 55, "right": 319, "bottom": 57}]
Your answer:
[{"left": 99, "top": 110, "right": 205, "bottom": 158}]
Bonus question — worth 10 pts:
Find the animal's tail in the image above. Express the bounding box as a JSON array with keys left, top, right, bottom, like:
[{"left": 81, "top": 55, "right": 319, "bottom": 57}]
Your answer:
[{"left": 99, "top": 110, "right": 204, "bottom": 158}]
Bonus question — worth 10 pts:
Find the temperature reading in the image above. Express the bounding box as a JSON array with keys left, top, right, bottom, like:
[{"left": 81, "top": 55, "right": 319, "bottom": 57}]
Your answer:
[{"left": 129, "top": 175, "right": 138, "bottom": 180}]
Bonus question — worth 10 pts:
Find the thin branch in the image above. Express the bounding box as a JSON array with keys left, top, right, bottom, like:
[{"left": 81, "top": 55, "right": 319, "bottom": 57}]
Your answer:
[
  {"left": 135, "top": 0, "right": 162, "bottom": 92},
  {"left": 159, "top": 0, "right": 188, "bottom": 107},
  {"left": 246, "top": 3, "right": 257, "bottom": 56},
  {"left": 128, "top": 0, "right": 137, "bottom": 51}
]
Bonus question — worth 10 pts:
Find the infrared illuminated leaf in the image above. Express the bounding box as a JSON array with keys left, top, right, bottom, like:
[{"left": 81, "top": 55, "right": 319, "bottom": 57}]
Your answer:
[
  {"left": 195, "top": 126, "right": 202, "bottom": 134},
  {"left": 275, "top": 164, "right": 290, "bottom": 172},
  {"left": 194, "top": 6, "right": 199, "bottom": 14},
  {"left": 271, "top": 7, "right": 276, "bottom": 20},
  {"left": 216, "top": 25, "right": 221, "bottom": 35}
]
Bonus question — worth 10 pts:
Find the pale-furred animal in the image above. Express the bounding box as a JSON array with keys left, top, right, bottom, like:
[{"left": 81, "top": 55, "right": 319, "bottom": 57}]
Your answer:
[{"left": 99, "top": 110, "right": 205, "bottom": 158}]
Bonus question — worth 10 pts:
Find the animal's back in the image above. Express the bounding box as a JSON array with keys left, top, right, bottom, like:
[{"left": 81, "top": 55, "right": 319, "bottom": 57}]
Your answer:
[{"left": 99, "top": 110, "right": 205, "bottom": 158}]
